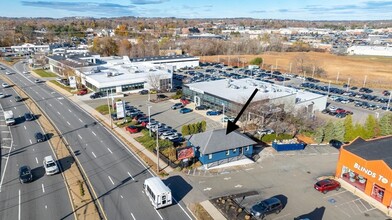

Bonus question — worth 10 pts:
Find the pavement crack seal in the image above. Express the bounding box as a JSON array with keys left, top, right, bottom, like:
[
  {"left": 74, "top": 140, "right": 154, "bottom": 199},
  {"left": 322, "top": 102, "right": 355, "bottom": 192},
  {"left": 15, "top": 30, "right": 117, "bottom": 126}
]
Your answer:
[{"left": 1, "top": 75, "right": 99, "bottom": 220}]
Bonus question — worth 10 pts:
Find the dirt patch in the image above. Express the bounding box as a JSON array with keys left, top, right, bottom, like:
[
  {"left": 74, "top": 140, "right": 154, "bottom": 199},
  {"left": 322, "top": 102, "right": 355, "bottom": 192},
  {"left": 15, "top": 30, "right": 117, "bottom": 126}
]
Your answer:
[
  {"left": 203, "top": 52, "right": 392, "bottom": 89},
  {"left": 296, "top": 134, "right": 315, "bottom": 144},
  {"left": 0, "top": 75, "right": 99, "bottom": 220}
]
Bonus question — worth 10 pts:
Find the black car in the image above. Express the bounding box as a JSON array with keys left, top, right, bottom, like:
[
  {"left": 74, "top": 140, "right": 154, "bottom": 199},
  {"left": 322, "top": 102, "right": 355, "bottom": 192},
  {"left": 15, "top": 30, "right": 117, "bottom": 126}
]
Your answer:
[
  {"left": 138, "top": 90, "right": 149, "bottom": 95},
  {"left": 90, "top": 92, "right": 103, "bottom": 99},
  {"left": 24, "top": 112, "right": 34, "bottom": 121},
  {"left": 250, "top": 197, "right": 283, "bottom": 219},
  {"left": 35, "top": 132, "right": 45, "bottom": 143},
  {"left": 195, "top": 105, "right": 208, "bottom": 110},
  {"left": 14, "top": 95, "right": 22, "bottom": 102},
  {"left": 19, "top": 165, "right": 33, "bottom": 183}
]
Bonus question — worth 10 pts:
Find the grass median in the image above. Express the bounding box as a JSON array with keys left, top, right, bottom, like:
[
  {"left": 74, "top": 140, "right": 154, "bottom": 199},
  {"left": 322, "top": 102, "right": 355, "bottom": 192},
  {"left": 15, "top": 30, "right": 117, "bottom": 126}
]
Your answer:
[{"left": 34, "top": 69, "right": 57, "bottom": 77}]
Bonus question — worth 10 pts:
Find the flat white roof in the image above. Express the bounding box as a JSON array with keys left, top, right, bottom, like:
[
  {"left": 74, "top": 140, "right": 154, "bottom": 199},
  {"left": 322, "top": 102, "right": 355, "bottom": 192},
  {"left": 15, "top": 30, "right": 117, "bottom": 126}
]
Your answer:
[
  {"left": 82, "top": 56, "right": 172, "bottom": 88},
  {"left": 185, "top": 78, "right": 324, "bottom": 104}
]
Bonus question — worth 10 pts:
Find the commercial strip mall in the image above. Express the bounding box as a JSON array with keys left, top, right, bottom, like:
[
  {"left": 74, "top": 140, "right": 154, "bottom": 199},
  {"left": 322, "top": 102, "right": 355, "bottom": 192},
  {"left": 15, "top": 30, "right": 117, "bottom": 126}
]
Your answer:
[{"left": 336, "top": 136, "right": 392, "bottom": 210}]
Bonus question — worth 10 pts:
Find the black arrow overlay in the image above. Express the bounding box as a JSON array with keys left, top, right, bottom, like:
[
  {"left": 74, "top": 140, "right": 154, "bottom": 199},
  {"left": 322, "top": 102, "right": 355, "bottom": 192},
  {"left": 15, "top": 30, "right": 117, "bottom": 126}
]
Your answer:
[{"left": 226, "top": 88, "right": 259, "bottom": 134}]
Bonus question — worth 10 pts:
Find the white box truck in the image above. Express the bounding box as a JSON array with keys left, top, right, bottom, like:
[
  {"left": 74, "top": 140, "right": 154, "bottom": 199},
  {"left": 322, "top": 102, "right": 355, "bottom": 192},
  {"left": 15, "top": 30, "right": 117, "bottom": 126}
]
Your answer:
[
  {"left": 144, "top": 177, "right": 172, "bottom": 209},
  {"left": 4, "top": 110, "right": 15, "bottom": 126}
]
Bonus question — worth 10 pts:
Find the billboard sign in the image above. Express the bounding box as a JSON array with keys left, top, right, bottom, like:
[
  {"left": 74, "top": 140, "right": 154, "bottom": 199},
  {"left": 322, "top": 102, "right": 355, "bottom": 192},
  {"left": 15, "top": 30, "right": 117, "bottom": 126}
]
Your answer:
[
  {"left": 115, "top": 100, "right": 125, "bottom": 119},
  {"left": 69, "top": 76, "right": 77, "bottom": 88},
  {"left": 176, "top": 146, "right": 194, "bottom": 160}
]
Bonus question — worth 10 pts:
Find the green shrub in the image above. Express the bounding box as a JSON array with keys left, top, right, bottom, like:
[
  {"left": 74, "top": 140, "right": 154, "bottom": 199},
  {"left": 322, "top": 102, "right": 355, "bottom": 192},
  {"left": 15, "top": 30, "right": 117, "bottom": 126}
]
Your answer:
[
  {"left": 201, "top": 121, "right": 207, "bottom": 132},
  {"left": 182, "top": 125, "right": 190, "bottom": 135}
]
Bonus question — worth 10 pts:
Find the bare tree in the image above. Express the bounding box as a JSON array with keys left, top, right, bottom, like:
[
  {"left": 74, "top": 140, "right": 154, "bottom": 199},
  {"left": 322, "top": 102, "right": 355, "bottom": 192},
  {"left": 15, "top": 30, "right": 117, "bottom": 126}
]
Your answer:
[{"left": 147, "top": 72, "right": 162, "bottom": 92}]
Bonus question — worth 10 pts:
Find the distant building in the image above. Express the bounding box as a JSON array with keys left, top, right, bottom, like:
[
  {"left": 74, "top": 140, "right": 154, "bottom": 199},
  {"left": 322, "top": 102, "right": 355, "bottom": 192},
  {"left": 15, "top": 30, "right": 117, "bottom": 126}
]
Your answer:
[
  {"left": 188, "top": 129, "right": 256, "bottom": 168},
  {"left": 347, "top": 46, "right": 392, "bottom": 57},
  {"left": 159, "top": 49, "right": 183, "bottom": 56},
  {"left": 129, "top": 55, "right": 199, "bottom": 70},
  {"left": 10, "top": 43, "right": 50, "bottom": 54}
]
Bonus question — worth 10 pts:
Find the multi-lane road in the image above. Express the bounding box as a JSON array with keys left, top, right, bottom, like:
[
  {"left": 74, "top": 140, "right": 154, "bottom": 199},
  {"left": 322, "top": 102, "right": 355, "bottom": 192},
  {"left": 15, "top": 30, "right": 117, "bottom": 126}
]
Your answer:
[
  {"left": 0, "top": 74, "right": 74, "bottom": 219},
  {"left": 1, "top": 61, "right": 193, "bottom": 220}
]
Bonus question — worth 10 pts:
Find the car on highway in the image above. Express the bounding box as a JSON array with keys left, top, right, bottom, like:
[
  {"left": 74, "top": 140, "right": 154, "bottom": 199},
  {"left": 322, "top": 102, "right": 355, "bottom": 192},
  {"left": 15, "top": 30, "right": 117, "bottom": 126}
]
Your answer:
[
  {"left": 35, "top": 132, "right": 45, "bottom": 142},
  {"left": 2, "top": 83, "right": 10, "bottom": 88},
  {"left": 125, "top": 125, "right": 139, "bottom": 133},
  {"left": 314, "top": 178, "right": 340, "bottom": 194},
  {"left": 22, "top": 71, "right": 29, "bottom": 74},
  {"left": 195, "top": 105, "right": 208, "bottom": 110},
  {"left": 43, "top": 155, "right": 59, "bottom": 176},
  {"left": 19, "top": 165, "right": 33, "bottom": 183},
  {"left": 206, "top": 110, "right": 222, "bottom": 116},
  {"left": 250, "top": 197, "right": 283, "bottom": 219},
  {"left": 14, "top": 95, "right": 22, "bottom": 102},
  {"left": 34, "top": 79, "right": 41, "bottom": 83},
  {"left": 0, "top": 93, "right": 5, "bottom": 99},
  {"left": 171, "top": 103, "right": 184, "bottom": 110},
  {"left": 179, "top": 108, "right": 193, "bottom": 114},
  {"left": 24, "top": 112, "right": 34, "bottom": 121},
  {"left": 5, "top": 71, "right": 13, "bottom": 75}
]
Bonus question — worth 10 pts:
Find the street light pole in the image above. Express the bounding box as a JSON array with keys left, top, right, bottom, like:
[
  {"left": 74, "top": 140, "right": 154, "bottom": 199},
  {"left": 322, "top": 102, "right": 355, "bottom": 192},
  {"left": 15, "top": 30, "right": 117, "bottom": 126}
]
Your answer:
[
  {"left": 346, "top": 78, "right": 351, "bottom": 92},
  {"left": 387, "top": 91, "right": 392, "bottom": 111},
  {"left": 363, "top": 75, "right": 368, "bottom": 88},
  {"left": 148, "top": 89, "right": 151, "bottom": 102},
  {"left": 336, "top": 71, "right": 340, "bottom": 84},
  {"left": 222, "top": 103, "right": 225, "bottom": 128},
  {"left": 327, "top": 80, "right": 331, "bottom": 97},
  {"left": 148, "top": 106, "right": 152, "bottom": 136}
]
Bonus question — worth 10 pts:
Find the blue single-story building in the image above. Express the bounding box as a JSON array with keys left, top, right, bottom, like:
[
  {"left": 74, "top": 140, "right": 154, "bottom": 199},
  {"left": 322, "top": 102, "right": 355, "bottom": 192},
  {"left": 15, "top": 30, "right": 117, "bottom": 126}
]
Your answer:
[{"left": 187, "top": 128, "right": 257, "bottom": 168}]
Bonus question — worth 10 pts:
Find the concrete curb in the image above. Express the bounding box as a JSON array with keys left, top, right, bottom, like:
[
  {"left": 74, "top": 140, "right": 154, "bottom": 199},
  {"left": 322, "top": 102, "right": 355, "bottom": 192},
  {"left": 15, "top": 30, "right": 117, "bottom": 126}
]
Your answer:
[{"left": 200, "top": 200, "right": 226, "bottom": 220}]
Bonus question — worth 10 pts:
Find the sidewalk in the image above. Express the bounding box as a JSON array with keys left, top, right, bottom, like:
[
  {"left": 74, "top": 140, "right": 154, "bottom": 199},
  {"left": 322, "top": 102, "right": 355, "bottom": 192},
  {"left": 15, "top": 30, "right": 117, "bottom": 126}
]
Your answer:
[{"left": 200, "top": 201, "right": 226, "bottom": 220}]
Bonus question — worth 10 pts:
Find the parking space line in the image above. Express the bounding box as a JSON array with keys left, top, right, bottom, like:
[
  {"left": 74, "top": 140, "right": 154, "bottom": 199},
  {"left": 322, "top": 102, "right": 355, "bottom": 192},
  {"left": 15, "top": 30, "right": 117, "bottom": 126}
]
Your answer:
[
  {"left": 35, "top": 157, "right": 38, "bottom": 164},
  {"left": 91, "top": 152, "right": 97, "bottom": 158},
  {"left": 107, "top": 148, "right": 113, "bottom": 154},
  {"left": 41, "top": 184, "right": 45, "bottom": 193},
  {"left": 66, "top": 121, "right": 70, "bottom": 125},
  {"left": 78, "top": 134, "right": 83, "bottom": 140},
  {"left": 92, "top": 131, "right": 97, "bottom": 136},
  {"left": 108, "top": 176, "right": 114, "bottom": 185},
  {"left": 29, "top": 139, "right": 32, "bottom": 144}
]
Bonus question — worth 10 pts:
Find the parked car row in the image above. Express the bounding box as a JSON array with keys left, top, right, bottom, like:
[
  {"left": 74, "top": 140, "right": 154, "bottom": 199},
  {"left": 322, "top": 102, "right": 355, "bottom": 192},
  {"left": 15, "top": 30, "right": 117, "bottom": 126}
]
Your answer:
[{"left": 322, "top": 105, "right": 353, "bottom": 118}]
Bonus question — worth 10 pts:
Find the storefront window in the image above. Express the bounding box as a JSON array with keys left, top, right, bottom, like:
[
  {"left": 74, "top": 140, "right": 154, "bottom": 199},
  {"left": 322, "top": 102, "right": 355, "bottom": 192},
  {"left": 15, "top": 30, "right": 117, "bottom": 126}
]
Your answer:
[
  {"left": 372, "top": 184, "right": 385, "bottom": 202},
  {"left": 341, "top": 166, "right": 367, "bottom": 191}
]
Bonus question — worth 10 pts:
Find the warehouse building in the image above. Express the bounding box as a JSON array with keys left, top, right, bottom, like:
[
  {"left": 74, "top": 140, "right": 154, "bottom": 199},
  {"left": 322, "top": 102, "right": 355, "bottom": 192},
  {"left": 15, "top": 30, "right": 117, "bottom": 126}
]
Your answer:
[
  {"left": 335, "top": 136, "right": 392, "bottom": 213},
  {"left": 129, "top": 55, "right": 199, "bottom": 70},
  {"left": 183, "top": 78, "right": 327, "bottom": 116}
]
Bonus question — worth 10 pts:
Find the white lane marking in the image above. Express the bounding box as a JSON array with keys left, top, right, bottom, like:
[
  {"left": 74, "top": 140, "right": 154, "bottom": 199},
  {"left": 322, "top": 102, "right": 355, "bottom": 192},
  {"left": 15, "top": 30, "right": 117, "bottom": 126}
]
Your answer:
[
  {"left": 42, "top": 184, "right": 45, "bottom": 193},
  {"left": 68, "top": 109, "right": 72, "bottom": 113},
  {"left": 18, "top": 190, "right": 21, "bottom": 220},
  {"left": 35, "top": 157, "right": 38, "bottom": 164},
  {"left": 49, "top": 103, "right": 52, "bottom": 107},
  {"left": 33, "top": 148, "right": 35, "bottom": 152},
  {"left": 172, "top": 197, "right": 193, "bottom": 220},
  {"left": 41, "top": 97, "right": 44, "bottom": 100},
  {"left": 108, "top": 176, "right": 114, "bottom": 185},
  {"left": 57, "top": 111, "right": 60, "bottom": 115},
  {"left": 45, "top": 205, "right": 47, "bottom": 209},
  {"left": 92, "top": 131, "right": 97, "bottom": 136},
  {"left": 9, "top": 100, "right": 12, "bottom": 103},
  {"left": 155, "top": 209, "right": 163, "bottom": 220},
  {"left": 107, "top": 148, "right": 113, "bottom": 154},
  {"left": 131, "top": 213, "right": 136, "bottom": 220},
  {"left": 18, "top": 115, "right": 21, "bottom": 118},
  {"left": 127, "top": 172, "right": 135, "bottom": 180},
  {"left": 120, "top": 195, "right": 123, "bottom": 199},
  {"left": 66, "top": 121, "right": 71, "bottom": 126},
  {"left": 23, "top": 126, "right": 26, "bottom": 130},
  {"left": 14, "top": 107, "right": 16, "bottom": 109},
  {"left": 78, "top": 118, "right": 83, "bottom": 123},
  {"left": 59, "top": 102, "right": 63, "bottom": 105},
  {"left": 203, "top": 187, "right": 212, "bottom": 191},
  {"left": 29, "top": 139, "right": 32, "bottom": 144},
  {"left": 78, "top": 134, "right": 83, "bottom": 140},
  {"left": 91, "top": 152, "right": 97, "bottom": 158}
]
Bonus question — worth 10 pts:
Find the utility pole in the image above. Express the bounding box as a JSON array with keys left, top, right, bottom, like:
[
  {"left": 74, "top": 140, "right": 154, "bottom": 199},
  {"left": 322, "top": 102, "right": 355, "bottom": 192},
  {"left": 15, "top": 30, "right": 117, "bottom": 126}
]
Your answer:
[
  {"left": 148, "top": 106, "right": 152, "bottom": 136},
  {"left": 336, "top": 71, "right": 340, "bottom": 84},
  {"left": 347, "top": 78, "right": 351, "bottom": 92},
  {"left": 327, "top": 80, "right": 331, "bottom": 97},
  {"left": 363, "top": 75, "right": 368, "bottom": 88},
  {"left": 312, "top": 65, "right": 315, "bottom": 78},
  {"left": 156, "top": 125, "right": 159, "bottom": 173},
  {"left": 106, "top": 90, "right": 113, "bottom": 129},
  {"left": 289, "top": 62, "right": 292, "bottom": 73}
]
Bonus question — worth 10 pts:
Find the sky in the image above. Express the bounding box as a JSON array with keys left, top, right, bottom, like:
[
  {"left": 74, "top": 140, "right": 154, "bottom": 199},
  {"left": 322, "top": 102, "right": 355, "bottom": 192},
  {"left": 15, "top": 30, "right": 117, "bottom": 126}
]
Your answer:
[{"left": 1, "top": 0, "right": 392, "bottom": 20}]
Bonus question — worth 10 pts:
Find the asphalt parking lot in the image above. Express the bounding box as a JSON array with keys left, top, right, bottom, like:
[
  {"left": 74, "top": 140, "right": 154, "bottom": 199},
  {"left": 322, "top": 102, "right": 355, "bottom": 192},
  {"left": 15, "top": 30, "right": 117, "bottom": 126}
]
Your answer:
[
  {"left": 183, "top": 145, "right": 388, "bottom": 220},
  {"left": 83, "top": 93, "right": 225, "bottom": 131}
]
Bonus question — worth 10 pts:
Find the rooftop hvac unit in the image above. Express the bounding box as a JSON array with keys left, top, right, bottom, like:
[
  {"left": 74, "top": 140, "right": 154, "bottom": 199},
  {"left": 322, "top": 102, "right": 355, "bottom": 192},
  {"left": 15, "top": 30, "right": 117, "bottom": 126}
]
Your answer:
[{"left": 106, "top": 72, "right": 112, "bottom": 77}]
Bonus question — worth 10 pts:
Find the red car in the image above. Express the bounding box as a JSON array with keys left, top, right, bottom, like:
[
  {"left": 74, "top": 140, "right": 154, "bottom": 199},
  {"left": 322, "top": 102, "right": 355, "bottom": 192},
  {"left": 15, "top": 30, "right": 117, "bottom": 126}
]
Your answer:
[
  {"left": 125, "top": 125, "right": 139, "bottom": 133},
  {"left": 314, "top": 179, "right": 341, "bottom": 194},
  {"left": 76, "top": 89, "right": 88, "bottom": 96},
  {"left": 335, "top": 108, "right": 346, "bottom": 114},
  {"left": 180, "top": 98, "right": 190, "bottom": 105},
  {"left": 140, "top": 121, "right": 148, "bottom": 127}
]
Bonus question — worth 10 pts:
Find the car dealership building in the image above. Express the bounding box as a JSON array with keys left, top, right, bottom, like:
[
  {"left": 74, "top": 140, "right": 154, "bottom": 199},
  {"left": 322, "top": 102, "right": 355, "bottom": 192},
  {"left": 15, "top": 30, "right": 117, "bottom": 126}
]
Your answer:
[{"left": 183, "top": 78, "right": 327, "bottom": 116}]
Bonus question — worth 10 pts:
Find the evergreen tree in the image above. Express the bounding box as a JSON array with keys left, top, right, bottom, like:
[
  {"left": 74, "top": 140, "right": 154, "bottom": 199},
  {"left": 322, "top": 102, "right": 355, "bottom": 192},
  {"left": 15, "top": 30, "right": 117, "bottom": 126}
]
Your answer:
[
  {"left": 323, "top": 121, "right": 335, "bottom": 142},
  {"left": 314, "top": 127, "right": 325, "bottom": 144},
  {"left": 181, "top": 125, "right": 190, "bottom": 136},
  {"left": 364, "top": 114, "right": 377, "bottom": 139},
  {"left": 344, "top": 115, "right": 355, "bottom": 142},
  {"left": 379, "top": 113, "right": 392, "bottom": 136},
  {"left": 354, "top": 123, "right": 366, "bottom": 139},
  {"left": 201, "top": 120, "right": 207, "bottom": 132},
  {"left": 189, "top": 123, "right": 196, "bottom": 134},
  {"left": 334, "top": 121, "right": 345, "bottom": 142}
]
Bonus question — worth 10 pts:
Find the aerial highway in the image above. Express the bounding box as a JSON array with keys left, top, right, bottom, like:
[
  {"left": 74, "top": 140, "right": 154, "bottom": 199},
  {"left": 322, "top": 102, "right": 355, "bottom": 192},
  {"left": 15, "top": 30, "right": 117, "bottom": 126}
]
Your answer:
[
  {"left": 10, "top": 62, "right": 193, "bottom": 220},
  {"left": 0, "top": 75, "right": 74, "bottom": 220}
]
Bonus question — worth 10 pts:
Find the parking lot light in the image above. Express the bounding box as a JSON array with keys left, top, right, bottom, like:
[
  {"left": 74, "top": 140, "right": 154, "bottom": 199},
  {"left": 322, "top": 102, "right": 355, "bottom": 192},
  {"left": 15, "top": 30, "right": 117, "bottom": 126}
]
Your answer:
[
  {"left": 222, "top": 103, "right": 225, "bottom": 128},
  {"left": 148, "top": 105, "right": 152, "bottom": 136}
]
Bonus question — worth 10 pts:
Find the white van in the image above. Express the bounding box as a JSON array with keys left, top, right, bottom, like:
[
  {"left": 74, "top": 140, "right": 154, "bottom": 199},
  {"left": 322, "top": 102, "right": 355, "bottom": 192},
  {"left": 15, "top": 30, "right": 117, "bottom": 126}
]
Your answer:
[
  {"left": 144, "top": 177, "right": 172, "bottom": 209},
  {"left": 43, "top": 156, "right": 59, "bottom": 175}
]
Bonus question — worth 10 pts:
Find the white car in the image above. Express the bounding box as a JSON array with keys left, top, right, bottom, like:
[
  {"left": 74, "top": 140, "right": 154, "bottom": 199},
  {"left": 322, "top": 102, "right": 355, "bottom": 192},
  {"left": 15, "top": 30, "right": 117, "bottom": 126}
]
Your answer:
[
  {"left": 22, "top": 71, "right": 29, "bottom": 74},
  {"left": 328, "top": 105, "right": 338, "bottom": 112},
  {"left": 340, "top": 99, "right": 350, "bottom": 104},
  {"left": 34, "top": 79, "right": 40, "bottom": 83},
  {"left": 257, "top": 128, "right": 275, "bottom": 135},
  {"left": 5, "top": 71, "right": 12, "bottom": 75},
  {"left": 221, "top": 116, "right": 235, "bottom": 122},
  {"left": 2, "top": 83, "right": 9, "bottom": 88},
  {"left": 0, "top": 93, "right": 5, "bottom": 98},
  {"left": 43, "top": 156, "right": 59, "bottom": 176}
]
